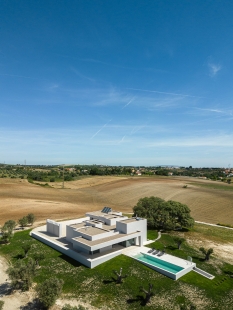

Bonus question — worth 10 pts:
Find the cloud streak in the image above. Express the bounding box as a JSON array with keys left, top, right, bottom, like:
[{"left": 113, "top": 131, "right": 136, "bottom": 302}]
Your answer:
[
  {"left": 126, "top": 88, "right": 202, "bottom": 98},
  {"left": 122, "top": 97, "right": 135, "bottom": 109},
  {"left": 71, "top": 67, "right": 96, "bottom": 82},
  {"left": 90, "top": 120, "right": 111, "bottom": 139}
]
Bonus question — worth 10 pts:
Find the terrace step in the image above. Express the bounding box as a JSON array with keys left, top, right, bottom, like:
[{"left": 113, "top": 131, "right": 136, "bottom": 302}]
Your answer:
[{"left": 193, "top": 267, "right": 215, "bottom": 279}]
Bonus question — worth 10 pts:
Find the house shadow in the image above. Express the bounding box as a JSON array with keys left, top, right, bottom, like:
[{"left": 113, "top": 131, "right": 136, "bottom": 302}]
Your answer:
[{"left": 58, "top": 254, "right": 86, "bottom": 268}]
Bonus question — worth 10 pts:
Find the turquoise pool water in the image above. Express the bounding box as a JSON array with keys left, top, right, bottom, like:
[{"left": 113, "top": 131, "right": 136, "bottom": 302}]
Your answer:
[{"left": 134, "top": 253, "right": 184, "bottom": 274}]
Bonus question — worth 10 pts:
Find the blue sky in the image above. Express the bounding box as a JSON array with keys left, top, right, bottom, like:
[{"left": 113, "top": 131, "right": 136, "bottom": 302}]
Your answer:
[{"left": 1, "top": 0, "right": 233, "bottom": 167}]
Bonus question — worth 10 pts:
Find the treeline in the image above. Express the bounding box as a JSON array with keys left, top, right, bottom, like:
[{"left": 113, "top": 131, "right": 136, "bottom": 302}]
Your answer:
[{"left": 0, "top": 164, "right": 232, "bottom": 183}]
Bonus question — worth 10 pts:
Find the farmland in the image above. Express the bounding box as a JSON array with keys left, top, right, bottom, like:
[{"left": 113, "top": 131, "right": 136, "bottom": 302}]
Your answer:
[{"left": 0, "top": 175, "right": 233, "bottom": 226}]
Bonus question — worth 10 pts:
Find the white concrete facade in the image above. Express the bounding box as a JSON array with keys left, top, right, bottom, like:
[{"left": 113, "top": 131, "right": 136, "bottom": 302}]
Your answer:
[{"left": 31, "top": 209, "right": 147, "bottom": 268}]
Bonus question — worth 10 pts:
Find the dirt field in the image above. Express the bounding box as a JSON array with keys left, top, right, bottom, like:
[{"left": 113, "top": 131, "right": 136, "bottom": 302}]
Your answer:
[{"left": 0, "top": 176, "right": 233, "bottom": 226}]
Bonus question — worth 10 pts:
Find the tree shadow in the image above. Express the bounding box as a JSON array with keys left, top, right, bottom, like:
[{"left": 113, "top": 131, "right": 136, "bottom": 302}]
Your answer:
[
  {"left": 224, "top": 270, "right": 233, "bottom": 278},
  {"left": 166, "top": 245, "right": 177, "bottom": 251},
  {"left": 179, "top": 228, "right": 190, "bottom": 232},
  {"left": 102, "top": 277, "right": 116, "bottom": 284},
  {"left": 127, "top": 295, "right": 149, "bottom": 306},
  {"left": 13, "top": 253, "right": 25, "bottom": 260},
  {"left": 190, "top": 255, "right": 204, "bottom": 262},
  {"left": 19, "top": 298, "right": 44, "bottom": 310},
  {"left": 0, "top": 282, "right": 12, "bottom": 296}
]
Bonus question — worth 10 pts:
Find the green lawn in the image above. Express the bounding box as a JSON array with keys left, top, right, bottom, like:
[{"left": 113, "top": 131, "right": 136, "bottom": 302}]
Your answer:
[{"left": 0, "top": 228, "right": 233, "bottom": 309}]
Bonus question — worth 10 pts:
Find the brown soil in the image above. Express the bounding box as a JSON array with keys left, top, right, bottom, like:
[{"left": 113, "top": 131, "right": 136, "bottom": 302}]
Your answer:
[{"left": 0, "top": 176, "right": 233, "bottom": 226}]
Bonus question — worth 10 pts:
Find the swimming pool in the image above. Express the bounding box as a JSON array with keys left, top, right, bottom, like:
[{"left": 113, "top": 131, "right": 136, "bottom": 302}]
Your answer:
[
  {"left": 134, "top": 253, "right": 184, "bottom": 273},
  {"left": 133, "top": 252, "right": 194, "bottom": 280}
]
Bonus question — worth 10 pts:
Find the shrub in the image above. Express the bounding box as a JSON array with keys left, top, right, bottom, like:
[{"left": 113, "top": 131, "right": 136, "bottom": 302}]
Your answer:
[
  {"left": 37, "top": 277, "right": 64, "bottom": 309},
  {"left": 0, "top": 300, "right": 4, "bottom": 310}
]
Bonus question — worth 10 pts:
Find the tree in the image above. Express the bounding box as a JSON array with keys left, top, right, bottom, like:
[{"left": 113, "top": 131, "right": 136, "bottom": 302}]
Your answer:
[
  {"left": 199, "top": 247, "right": 214, "bottom": 261},
  {"left": 1, "top": 221, "right": 14, "bottom": 243},
  {"left": 22, "top": 243, "right": 32, "bottom": 257},
  {"left": 36, "top": 277, "right": 64, "bottom": 309},
  {"left": 32, "top": 252, "right": 45, "bottom": 266},
  {"left": 133, "top": 196, "right": 194, "bottom": 230},
  {"left": 173, "top": 236, "right": 185, "bottom": 249},
  {"left": 140, "top": 283, "right": 154, "bottom": 304},
  {"left": 7, "top": 258, "right": 36, "bottom": 291},
  {"left": 27, "top": 213, "right": 35, "bottom": 225},
  {"left": 113, "top": 267, "right": 127, "bottom": 284},
  {"left": 18, "top": 216, "right": 28, "bottom": 229},
  {"left": 4, "top": 220, "right": 16, "bottom": 231}
]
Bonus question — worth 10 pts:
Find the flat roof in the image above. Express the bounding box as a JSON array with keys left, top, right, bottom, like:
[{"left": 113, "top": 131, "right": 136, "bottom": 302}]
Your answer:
[
  {"left": 72, "top": 231, "right": 140, "bottom": 247},
  {"left": 121, "top": 218, "right": 145, "bottom": 224},
  {"left": 70, "top": 223, "right": 85, "bottom": 229},
  {"left": 87, "top": 211, "right": 123, "bottom": 218},
  {"left": 69, "top": 220, "right": 116, "bottom": 231},
  {"left": 78, "top": 226, "right": 110, "bottom": 236}
]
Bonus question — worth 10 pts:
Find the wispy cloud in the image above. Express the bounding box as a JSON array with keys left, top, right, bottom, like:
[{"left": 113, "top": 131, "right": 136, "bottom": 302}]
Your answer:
[
  {"left": 90, "top": 120, "right": 111, "bottom": 139},
  {"left": 208, "top": 62, "right": 221, "bottom": 77},
  {"left": 126, "top": 88, "right": 202, "bottom": 98},
  {"left": 195, "top": 107, "right": 232, "bottom": 116},
  {"left": 71, "top": 67, "right": 96, "bottom": 82},
  {"left": 122, "top": 97, "right": 135, "bottom": 109}
]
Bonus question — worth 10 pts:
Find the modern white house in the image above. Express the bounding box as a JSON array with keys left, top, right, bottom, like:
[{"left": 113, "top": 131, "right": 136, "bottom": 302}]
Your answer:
[
  {"left": 31, "top": 207, "right": 147, "bottom": 268},
  {"left": 31, "top": 207, "right": 212, "bottom": 280}
]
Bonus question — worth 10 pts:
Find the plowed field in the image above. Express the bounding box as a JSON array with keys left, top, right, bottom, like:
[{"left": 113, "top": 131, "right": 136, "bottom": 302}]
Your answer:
[{"left": 0, "top": 176, "right": 233, "bottom": 226}]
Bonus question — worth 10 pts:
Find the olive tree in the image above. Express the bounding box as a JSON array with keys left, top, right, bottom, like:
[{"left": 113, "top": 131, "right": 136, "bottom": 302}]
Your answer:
[
  {"left": 140, "top": 283, "right": 154, "bottom": 304},
  {"left": 1, "top": 220, "right": 15, "bottom": 243},
  {"left": 18, "top": 216, "right": 28, "bottom": 229},
  {"left": 27, "top": 213, "right": 35, "bottom": 225},
  {"left": 7, "top": 258, "right": 36, "bottom": 291},
  {"left": 36, "top": 277, "right": 64, "bottom": 309},
  {"left": 113, "top": 267, "right": 128, "bottom": 284},
  {"left": 199, "top": 247, "right": 214, "bottom": 261},
  {"left": 173, "top": 236, "right": 185, "bottom": 249}
]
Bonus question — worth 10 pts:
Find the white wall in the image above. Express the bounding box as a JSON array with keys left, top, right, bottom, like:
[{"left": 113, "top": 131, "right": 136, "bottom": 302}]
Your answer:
[
  {"left": 126, "top": 219, "right": 147, "bottom": 243},
  {"left": 31, "top": 230, "right": 122, "bottom": 269},
  {"left": 116, "top": 219, "right": 147, "bottom": 244},
  {"left": 66, "top": 225, "right": 83, "bottom": 243},
  {"left": 46, "top": 219, "right": 62, "bottom": 238}
]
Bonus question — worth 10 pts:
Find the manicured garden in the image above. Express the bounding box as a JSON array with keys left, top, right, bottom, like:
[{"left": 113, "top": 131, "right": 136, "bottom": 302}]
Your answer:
[{"left": 0, "top": 224, "right": 233, "bottom": 309}]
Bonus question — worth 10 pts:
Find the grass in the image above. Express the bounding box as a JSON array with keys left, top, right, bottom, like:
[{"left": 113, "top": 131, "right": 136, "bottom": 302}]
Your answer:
[
  {"left": 190, "top": 223, "right": 233, "bottom": 243},
  {"left": 0, "top": 227, "right": 233, "bottom": 309},
  {"left": 188, "top": 181, "right": 233, "bottom": 191}
]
